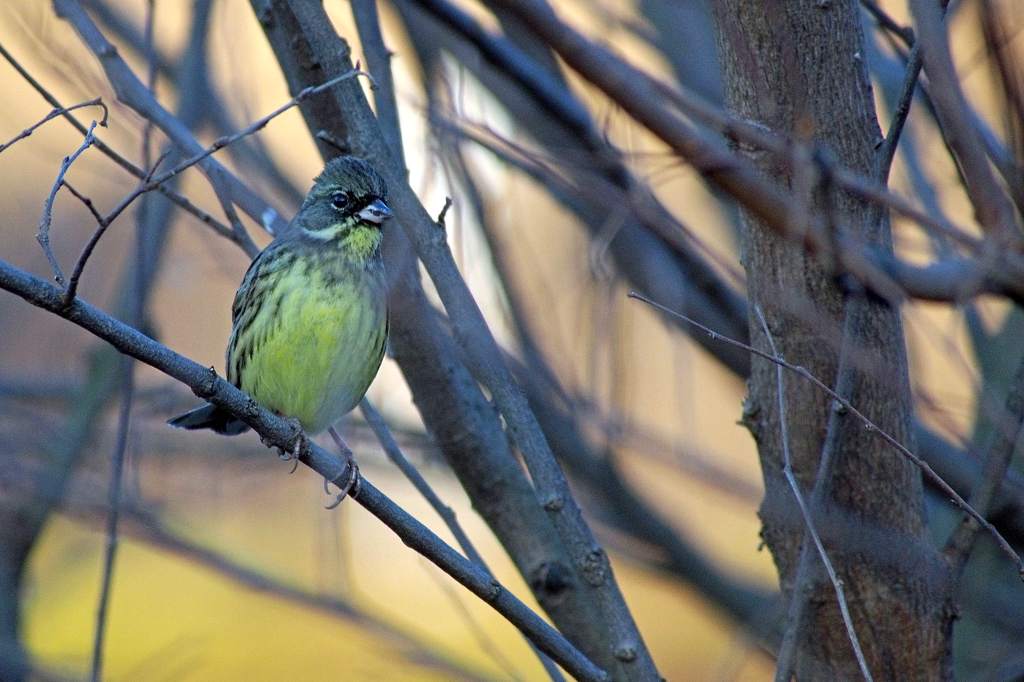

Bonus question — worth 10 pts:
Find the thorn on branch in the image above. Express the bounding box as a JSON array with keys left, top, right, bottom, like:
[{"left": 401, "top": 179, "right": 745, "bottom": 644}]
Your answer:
[
  {"left": 197, "top": 366, "right": 218, "bottom": 399},
  {"left": 436, "top": 197, "right": 453, "bottom": 227},
  {"left": 316, "top": 130, "right": 349, "bottom": 154}
]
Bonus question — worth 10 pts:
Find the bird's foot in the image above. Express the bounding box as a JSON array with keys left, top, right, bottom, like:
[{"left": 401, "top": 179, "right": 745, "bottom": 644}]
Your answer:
[
  {"left": 277, "top": 417, "right": 307, "bottom": 473},
  {"left": 324, "top": 450, "right": 361, "bottom": 510}
]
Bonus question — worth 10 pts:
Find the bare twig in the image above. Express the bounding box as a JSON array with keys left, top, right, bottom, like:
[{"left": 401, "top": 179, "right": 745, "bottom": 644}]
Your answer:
[
  {"left": 876, "top": 43, "right": 923, "bottom": 180},
  {"left": 359, "top": 399, "right": 483, "bottom": 565},
  {"left": 492, "top": 0, "right": 1024, "bottom": 303},
  {"left": 88, "top": 359, "right": 134, "bottom": 682},
  {"left": 60, "top": 63, "right": 373, "bottom": 300},
  {"left": 62, "top": 181, "right": 104, "bottom": 224},
  {"left": 80, "top": 66, "right": 370, "bottom": 244},
  {"left": 0, "top": 40, "right": 235, "bottom": 239},
  {"left": 359, "top": 399, "right": 564, "bottom": 681},
  {"left": 0, "top": 259, "right": 607, "bottom": 682},
  {"left": 52, "top": 0, "right": 292, "bottom": 236},
  {"left": 761, "top": 305, "right": 872, "bottom": 682},
  {"left": 436, "top": 196, "right": 453, "bottom": 226},
  {"left": 861, "top": 0, "right": 916, "bottom": 44},
  {"left": 944, "top": 355, "right": 1024, "bottom": 576},
  {"left": 629, "top": 291, "right": 1024, "bottom": 579},
  {"left": 0, "top": 98, "right": 107, "bottom": 155},
  {"left": 36, "top": 120, "right": 100, "bottom": 287},
  {"left": 90, "top": 5, "right": 155, "bottom": 668}
]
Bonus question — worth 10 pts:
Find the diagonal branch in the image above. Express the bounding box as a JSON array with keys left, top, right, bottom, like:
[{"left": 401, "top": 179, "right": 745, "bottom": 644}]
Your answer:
[
  {"left": 0, "top": 258, "right": 607, "bottom": 682},
  {"left": 491, "top": 0, "right": 1024, "bottom": 303},
  {"left": 909, "top": 0, "right": 1020, "bottom": 240},
  {"left": 247, "top": 2, "right": 658, "bottom": 676}
]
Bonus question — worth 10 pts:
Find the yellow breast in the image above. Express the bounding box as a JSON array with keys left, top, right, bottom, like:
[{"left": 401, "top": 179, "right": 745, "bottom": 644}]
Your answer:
[{"left": 229, "top": 264, "right": 387, "bottom": 434}]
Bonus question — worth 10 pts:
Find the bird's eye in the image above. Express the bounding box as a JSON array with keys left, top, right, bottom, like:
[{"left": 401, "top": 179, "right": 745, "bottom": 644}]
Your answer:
[{"left": 330, "top": 192, "right": 349, "bottom": 210}]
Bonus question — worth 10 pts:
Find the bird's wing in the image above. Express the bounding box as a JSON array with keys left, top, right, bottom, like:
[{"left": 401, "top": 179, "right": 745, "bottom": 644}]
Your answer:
[{"left": 231, "top": 241, "right": 284, "bottom": 324}]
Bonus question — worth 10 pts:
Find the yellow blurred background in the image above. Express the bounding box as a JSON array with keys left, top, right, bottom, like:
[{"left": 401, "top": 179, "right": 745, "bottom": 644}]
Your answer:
[{"left": 0, "top": 0, "right": 1014, "bottom": 679}]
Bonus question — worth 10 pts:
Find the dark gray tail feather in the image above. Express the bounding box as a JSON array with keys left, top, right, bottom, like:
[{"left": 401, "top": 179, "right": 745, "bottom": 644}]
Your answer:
[{"left": 167, "top": 403, "right": 250, "bottom": 435}]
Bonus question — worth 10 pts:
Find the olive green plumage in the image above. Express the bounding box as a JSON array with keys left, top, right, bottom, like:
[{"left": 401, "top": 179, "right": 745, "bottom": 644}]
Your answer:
[{"left": 169, "top": 156, "right": 391, "bottom": 436}]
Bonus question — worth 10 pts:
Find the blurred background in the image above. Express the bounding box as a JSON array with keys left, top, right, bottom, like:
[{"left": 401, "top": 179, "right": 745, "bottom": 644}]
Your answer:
[{"left": 1, "top": 0, "right": 1022, "bottom": 679}]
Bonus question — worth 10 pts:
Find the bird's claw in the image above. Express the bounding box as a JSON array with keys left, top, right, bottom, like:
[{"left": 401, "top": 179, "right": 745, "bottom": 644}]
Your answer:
[
  {"left": 324, "top": 459, "right": 361, "bottom": 509},
  {"left": 277, "top": 417, "right": 307, "bottom": 470}
]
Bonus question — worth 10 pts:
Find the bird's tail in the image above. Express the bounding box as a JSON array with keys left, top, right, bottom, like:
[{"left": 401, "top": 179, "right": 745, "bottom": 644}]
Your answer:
[{"left": 167, "top": 403, "right": 250, "bottom": 435}]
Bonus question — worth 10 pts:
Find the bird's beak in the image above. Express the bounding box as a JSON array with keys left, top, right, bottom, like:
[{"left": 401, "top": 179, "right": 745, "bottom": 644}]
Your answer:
[{"left": 358, "top": 198, "right": 393, "bottom": 224}]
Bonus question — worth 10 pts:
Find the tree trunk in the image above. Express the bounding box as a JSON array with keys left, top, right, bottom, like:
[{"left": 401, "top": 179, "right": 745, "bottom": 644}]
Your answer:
[{"left": 712, "top": 1, "right": 953, "bottom": 678}]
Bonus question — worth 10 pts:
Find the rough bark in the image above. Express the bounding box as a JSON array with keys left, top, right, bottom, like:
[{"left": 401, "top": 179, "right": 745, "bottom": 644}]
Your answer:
[{"left": 711, "top": 1, "right": 953, "bottom": 678}]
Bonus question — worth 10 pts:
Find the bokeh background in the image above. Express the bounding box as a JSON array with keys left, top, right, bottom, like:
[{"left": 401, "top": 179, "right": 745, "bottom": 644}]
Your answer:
[{"left": 1, "top": 0, "right": 1022, "bottom": 679}]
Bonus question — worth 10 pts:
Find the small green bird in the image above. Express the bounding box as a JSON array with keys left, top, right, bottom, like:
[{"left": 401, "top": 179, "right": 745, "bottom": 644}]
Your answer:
[{"left": 169, "top": 156, "right": 391, "bottom": 440}]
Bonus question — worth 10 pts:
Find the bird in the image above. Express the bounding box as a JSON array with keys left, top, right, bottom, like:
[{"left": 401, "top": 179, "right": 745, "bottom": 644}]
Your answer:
[{"left": 168, "top": 156, "right": 391, "bottom": 483}]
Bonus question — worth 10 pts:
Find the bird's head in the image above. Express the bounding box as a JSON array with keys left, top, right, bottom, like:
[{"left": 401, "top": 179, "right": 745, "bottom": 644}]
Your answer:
[{"left": 295, "top": 156, "right": 392, "bottom": 260}]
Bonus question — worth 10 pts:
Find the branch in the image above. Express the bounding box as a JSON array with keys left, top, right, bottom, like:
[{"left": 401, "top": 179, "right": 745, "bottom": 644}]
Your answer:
[
  {"left": 0, "top": 97, "right": 107, "bottom": 155},
  {"left": 88, "top": 358, "right": 133, "bottom": 682},
  {"left": 909, "top": 0, "right": 1020, "bottom": 239},
  {"left": 52, "top": 0, "right": 291, "bottom": 236},
  {"left": 67, "top": 65, "right": 370, "bottom": 256},
  {"left": 629, "top": 292, "right": 1024, "bottom": 580},
  {"left": 36, "top": 120, "right": 101, "bottom": 287},
  {"left": 350, "top": 0, "right": 405, "bottom": 167},
  {"left": 62, "top": 501, "right": 487, "bottom": 681},
  {"left": 944, "top": 354, "right": 1024, "bottom": 576},
  {"left": 360, "top": 400, "right": 484, "bottom": 566},
  {"left": 247, "top": 2, "right": 658, "bottom": 676},
  {"left": 0, "top": 259, "right": 607, "bottom": 682},
  {"left": 491, "top": 0, "right": 1024, "bottom": 303},
  {"left": 0, "top": 40, "right": 235, "bottom": 240}
]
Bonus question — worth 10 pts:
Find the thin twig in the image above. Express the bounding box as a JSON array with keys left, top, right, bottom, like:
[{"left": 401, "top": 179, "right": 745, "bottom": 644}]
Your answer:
[
  {"left": 359, "top": 399, "right": 564, "bottom": 681},
  {"left": 763, "top": 306, "right": 872, "bottom": 682},
  {"left": 876, "top": 43, "right": 923, "bottom": 180},
  {"left": 36, "top": 120, "right": 100, "bottom": 287},
  {"left": 909, "top": 0, "right": 1019, "bottom": 239},
  {"left": 0, "top": 97, "right": 107, "bottom": 154},
  {"left": 49, "top": 2, "right": 293, "bottom": 235},
  {"left": 90, "top": 4, "right": 156, "bottom": 670},
  {"left": 88, "top": 359, "right": 134, "bottom": 682},
  {"left": 360, "top": 399, "right": 484, "bottom": 565},
  {"left": 0, "top": 40, "right": 235, "bottom": 238},
  {"left": 944, "top": 355, "right": 1024, "bottom": 576},
  {"left": 84, "top": 67, "right": 370, "bottom": 242},
  {"left": 62, "top": 65, "right": 371, "bottom": 301},
  {"left": 775, "top": 76, "right": 922, "bottom": 673},
  {"left": 421, "top": 559, "right": 525, "bottom": 680},
  {"left": 62, "top": 181, "right": 104, "bottom": 223},
  {"left": 629, "top": 291, "right": 1024, "bottom": 579},
  {"left": 861, "top": 0, "right": 916, "bottom": 44}
]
